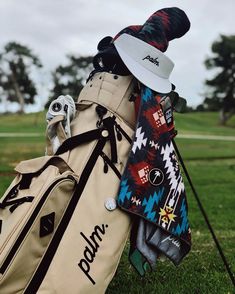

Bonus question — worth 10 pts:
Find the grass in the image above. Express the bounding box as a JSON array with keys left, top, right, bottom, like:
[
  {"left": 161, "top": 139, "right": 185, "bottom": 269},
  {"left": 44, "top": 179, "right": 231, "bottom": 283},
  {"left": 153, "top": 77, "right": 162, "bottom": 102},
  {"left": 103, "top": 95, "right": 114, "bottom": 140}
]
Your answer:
[
  {"left": 107, "top": 159, "right": 235, "bottom": 294},
  {"left": 0, "top": 111, "right": 235, "bottom": 293},
  {"left": 0, "top": 112, "right": 46, "bottom": 133},
  {"left": 0, "top": 137, "right": 45, "bottom": 174},
  {"left": 175, "top": 138, "right": 235, "bottom": 160},
  {"left": 174, "top": 111, "right": 235, "bottom": 136},
  {"left": 1, "top": 111, "right": 235, "bottom": 135}
]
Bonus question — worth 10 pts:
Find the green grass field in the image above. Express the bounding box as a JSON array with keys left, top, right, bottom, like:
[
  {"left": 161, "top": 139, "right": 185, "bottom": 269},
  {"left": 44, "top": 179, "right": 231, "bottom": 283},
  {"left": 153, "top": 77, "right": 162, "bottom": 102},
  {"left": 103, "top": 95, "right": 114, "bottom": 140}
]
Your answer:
[{"left": 0, "top": 111, "right": 235, "bottom": 293}]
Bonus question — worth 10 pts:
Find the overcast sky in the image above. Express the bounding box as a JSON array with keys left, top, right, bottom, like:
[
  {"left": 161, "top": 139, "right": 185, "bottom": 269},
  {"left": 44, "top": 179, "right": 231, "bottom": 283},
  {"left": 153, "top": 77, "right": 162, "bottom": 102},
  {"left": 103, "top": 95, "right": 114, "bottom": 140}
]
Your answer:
[{"left": 0, "top": 0, "right": 234, "bottom": 111}]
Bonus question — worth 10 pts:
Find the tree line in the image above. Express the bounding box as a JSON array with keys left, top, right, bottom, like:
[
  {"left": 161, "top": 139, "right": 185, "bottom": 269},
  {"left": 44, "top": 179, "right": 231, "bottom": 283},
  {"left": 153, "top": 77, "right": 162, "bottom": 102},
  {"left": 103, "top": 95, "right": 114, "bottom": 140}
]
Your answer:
[
  {"left": 0, "top": 34, "right": 235, "bottom": 124},
  {"left": 197, "top": 34, "right": 235, "bottom": 125},
  {"left": 0, "top": 41, "right": 93, "bottom": 113}
]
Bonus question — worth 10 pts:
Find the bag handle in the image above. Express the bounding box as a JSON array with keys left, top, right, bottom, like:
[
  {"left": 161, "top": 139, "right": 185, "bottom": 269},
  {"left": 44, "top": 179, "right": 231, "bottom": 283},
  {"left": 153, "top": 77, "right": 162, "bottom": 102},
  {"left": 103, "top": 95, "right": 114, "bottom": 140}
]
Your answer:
[
  {"left": 46, "top": 115, "right": 68, "bottom": 155},
  {"left": 56, "top": 116, "right": 118, "bottom": 162},
  {"left": 13, "top": 156, "right": 74, "bottom": 191}
]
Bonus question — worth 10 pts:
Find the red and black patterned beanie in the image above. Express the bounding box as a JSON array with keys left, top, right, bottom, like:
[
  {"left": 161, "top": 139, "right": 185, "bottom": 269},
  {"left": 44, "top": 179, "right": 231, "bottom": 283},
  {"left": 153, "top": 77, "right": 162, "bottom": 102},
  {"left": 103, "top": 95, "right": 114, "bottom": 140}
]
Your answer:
[
  {"left": 113, "top": 7, "right": 190, "bottom": 52},
  {"left": 93, "top": 7, "right": 190, "bottom": 75}
]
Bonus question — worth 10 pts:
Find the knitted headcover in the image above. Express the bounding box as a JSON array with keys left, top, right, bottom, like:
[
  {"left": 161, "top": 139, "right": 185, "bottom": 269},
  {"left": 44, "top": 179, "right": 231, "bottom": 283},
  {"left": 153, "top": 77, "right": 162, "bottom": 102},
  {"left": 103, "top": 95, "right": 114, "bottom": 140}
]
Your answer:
[
  {"left": 113, "top": 8, "right": 192, "bottom": 275},
  {"left": 113, "top": 7, "right": 190, "bottom": 52}
]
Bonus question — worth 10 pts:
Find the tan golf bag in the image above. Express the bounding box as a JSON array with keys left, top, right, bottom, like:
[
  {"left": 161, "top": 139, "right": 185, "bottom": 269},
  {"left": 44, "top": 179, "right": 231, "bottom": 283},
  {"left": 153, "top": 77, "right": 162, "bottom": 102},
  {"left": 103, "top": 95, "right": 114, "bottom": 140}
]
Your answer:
[{"left": 0, "top": 72, "right": 136, "bottom": 293}]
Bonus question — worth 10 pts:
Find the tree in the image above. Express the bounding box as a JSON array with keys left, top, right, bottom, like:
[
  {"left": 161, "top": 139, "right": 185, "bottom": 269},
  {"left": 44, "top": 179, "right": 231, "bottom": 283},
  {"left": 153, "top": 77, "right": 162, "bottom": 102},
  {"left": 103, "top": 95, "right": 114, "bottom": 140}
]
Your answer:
[
  {"left": 204, "top": 34, "right": 235, "bottom": 124},
  {"left": 201, "top": 96, "right": 223, "bottom": 112},
  {"left": 0, "top": 41, "right": 42, "bottom": 113},
  {"left": 46, "top": 55, "right": 93, "bottom": 108}
]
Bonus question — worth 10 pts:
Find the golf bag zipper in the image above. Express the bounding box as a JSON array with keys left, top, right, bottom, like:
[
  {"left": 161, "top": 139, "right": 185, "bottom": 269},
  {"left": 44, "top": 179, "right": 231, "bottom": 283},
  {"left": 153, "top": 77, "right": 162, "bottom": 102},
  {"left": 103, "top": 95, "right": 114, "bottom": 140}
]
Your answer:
[
  {"left": 100, "top": 152, "right": 121, "bottom": 179},
  {"left": 0, "top": 175, "right": 77, "bottom": 275},
  {"left": 114, "top": 122, "right": 133, "bottom": 144}
]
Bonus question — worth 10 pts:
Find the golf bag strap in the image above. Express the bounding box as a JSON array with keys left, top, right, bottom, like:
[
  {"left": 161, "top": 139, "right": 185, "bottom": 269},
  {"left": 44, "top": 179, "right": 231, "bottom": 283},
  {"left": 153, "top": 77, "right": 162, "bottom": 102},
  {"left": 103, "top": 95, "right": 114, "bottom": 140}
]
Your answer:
[
  {"left": 56, "top": 116, "right": 119, "bottom": 163},
  {"left": 55, "top": 129, "right": 102, "bottom": 155}
]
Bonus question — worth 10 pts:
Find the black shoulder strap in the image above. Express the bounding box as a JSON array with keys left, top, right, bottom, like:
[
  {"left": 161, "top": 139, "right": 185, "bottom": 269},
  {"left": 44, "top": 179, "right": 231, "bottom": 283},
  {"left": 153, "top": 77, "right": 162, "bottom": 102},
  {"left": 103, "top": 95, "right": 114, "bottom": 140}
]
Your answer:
[{"left": 56, "top": 129, "right": 102, "bottom": 155}]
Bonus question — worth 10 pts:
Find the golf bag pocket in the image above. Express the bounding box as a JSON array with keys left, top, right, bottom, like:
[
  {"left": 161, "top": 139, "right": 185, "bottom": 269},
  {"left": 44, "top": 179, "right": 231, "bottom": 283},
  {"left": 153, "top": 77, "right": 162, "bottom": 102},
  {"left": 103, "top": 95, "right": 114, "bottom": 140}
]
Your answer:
[
  {"left": 0, "top": 72, "right": 136, "bottom": 293},
  {"left": 0, "top": 156, "right": 78, "bottom": 293}
]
